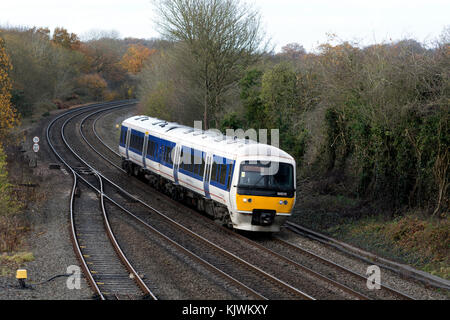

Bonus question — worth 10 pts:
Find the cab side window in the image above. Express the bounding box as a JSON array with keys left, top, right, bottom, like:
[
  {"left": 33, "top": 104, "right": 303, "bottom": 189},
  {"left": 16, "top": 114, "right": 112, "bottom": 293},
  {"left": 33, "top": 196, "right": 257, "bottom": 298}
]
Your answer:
[{"left": 120, "top": 126, "right": 128, "bottom": 146}]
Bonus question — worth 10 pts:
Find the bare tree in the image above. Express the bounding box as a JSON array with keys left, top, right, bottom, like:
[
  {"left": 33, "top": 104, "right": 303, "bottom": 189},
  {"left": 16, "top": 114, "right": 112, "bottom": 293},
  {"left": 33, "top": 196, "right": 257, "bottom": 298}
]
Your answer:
[
  {"left": 280, "top": 43, "right": 306, "bottom": 60},
  {"left": 152, "top": 0, "right": 267, "bottom": 129}
]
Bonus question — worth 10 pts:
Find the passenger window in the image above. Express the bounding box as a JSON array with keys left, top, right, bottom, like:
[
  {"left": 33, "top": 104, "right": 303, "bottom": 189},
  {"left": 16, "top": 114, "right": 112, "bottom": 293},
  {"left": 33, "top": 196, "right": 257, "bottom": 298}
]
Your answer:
[
  {"left": 180, "top": 149, "right": 184, "bottom": 169},
  {"left": 130, "top": 133, "right": 143, "bottom": 153},
  {"left": 227, "top": 163, "right": 234, "bottom": 190},
  {"left": 120, "top": 128, "right": 126, "bottom": 145},
  {"left": 184, "top": 151, "right": 191, "bottom": 172},
  {"left": 211, "top": 162, "right": 218, "bottom": 182},
  {"left": 130, "top": 135, "right": 135, "bottom": 149},
  {"left": 147, "top": 140, "right": 153, "bottom": 157},
  {"left": 166, "top": 146, "right": 173, "bottom": 164},
  {"left": 193, "top": 153, "right": 202, "bottom": 176},
  {"left": 156, "top": 144, "right": 161, "bottom": 158},
  {"left": 193, "top": 159, "right": 198, "bottom": 175},
  {"left": 137, "top": 137, "right": 143, "bottom": 151},
  {"left": 191, "top": 152, "right": 195, "bottom": 172},
  {"left": 219, "top": 164, "right": 227, "bottom": 185},
  {"left": 182, "top": 148, "right": 193, "bottom": 172}
]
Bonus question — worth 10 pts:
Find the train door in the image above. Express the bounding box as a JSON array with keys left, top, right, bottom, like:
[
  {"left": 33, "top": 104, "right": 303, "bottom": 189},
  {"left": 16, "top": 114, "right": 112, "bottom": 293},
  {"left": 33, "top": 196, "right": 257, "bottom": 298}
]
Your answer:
[
  {"left": 125, "top": 128, "right": 131, "bottom": 159},
  {"left": 228, "top": 160, "right": 238, "bottom": 212},
  {"left": 142, "top": 133, "right": 149, "bottom": 169},
  {"left": 203, "top": 154, "right": 212, "bottom": 199},
  {"left": 173, "top": 144, "right": 181, "bottom": 185}
]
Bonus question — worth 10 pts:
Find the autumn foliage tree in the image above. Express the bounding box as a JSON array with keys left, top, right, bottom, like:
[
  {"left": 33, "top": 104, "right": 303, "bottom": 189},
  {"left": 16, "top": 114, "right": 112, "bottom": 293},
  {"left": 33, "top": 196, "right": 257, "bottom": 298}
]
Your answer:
[
  {"left": 0, "top": 34, "right": 20, "bottom": 220},
  {"left": 1, "top": 25, "right": 165, "bottom": 112},
  {"left": 52, "top": 27, "right": 81, "bottom": 50},
  {"left": 76, "top": 73, "right": 108, "bottom": 100},
  {"left": 0, "top": 35, "right": 19, "bottom": 142},
  {"left": 120, "top": 44, "right": 155, "bottom": 75}
]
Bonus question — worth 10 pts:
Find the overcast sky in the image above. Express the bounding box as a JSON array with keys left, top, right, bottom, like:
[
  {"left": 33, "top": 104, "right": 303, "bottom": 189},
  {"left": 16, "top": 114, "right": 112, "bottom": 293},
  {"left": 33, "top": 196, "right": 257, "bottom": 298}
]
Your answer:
[{"left": 1, "top": 0, "right": 448, "bottom": 52}]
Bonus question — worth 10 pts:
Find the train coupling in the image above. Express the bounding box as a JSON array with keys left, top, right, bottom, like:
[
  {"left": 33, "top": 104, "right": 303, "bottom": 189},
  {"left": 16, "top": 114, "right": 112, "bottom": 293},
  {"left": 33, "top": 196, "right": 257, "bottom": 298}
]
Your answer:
[{"left": 251, "top": 210, "right": 276, "bottom": 226}]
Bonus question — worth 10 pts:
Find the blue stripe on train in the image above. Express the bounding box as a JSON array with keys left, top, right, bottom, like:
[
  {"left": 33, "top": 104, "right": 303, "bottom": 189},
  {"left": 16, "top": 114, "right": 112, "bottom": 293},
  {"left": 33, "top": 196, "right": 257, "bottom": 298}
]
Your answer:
[
  {"left": 145, "top": 134, "right": 175, "bottom": 169},
  {"left": 124, "top": 128, "right": 234, "bottom": 192},
  {"left": 210, "top": 156, "right": 235, "bottom": 191}
]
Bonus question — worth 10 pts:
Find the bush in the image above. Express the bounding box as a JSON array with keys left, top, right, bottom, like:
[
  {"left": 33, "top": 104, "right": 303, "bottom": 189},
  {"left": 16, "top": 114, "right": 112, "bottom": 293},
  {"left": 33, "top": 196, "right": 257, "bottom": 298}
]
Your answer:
[
  {"left": 0, "top": 145, "right": 24, "bottom": 252},
  {"left": 230, "top": 36, "right": 449, "bottom": 215},
  {"left": 0, "top": 146, "right": 20, "bottom": 216}
]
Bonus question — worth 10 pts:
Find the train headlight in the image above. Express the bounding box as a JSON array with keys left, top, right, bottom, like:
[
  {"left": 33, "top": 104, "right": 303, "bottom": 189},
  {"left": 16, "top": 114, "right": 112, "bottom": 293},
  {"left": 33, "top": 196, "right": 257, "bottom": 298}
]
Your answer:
[
  {"left": 279, "top": 200, "right": 283, "bottom": 205},
  {"left": 243, "top": 198, "right": 247, "bottom": 203},
  {"left": 284, "top": 200, "right": 288, "bottom": 205}
]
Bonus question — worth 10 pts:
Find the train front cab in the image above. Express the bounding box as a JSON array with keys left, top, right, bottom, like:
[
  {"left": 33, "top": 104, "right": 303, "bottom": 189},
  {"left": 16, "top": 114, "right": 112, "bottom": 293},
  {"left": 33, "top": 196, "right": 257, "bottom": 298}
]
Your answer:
[{"left": 229, "top": 158, "right": 296, "bottom": 232}]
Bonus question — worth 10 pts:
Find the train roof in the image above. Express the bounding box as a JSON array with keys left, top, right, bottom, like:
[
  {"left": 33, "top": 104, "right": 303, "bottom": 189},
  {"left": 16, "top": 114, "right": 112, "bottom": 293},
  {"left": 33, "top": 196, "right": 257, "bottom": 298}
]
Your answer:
[{"left": 122, "top": 115, "right": 294, "bottom": 162}]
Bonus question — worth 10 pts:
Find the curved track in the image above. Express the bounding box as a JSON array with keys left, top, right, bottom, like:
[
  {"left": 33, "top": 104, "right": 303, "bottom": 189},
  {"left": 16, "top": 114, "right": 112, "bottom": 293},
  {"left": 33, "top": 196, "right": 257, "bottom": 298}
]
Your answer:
[
  {"left": 46, "top": 101, "right": 157, "bottom": 300},
  {"left": 281, "top": 222, "right": 416, "bottom": 299},
  {"left": 48, "top": 101, "right": 418, "bottom": 300},
  {"left": 74, "top": 104, "right": 315, "bottom": 300},
  {"left": 88, "top": 105, "right": 419, "bottom": 300}
]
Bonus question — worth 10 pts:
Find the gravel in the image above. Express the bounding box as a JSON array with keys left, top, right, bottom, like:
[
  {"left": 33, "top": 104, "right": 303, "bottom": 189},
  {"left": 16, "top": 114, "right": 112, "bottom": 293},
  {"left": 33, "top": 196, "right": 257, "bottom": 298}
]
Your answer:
[
  {"left": 0, "top": 110, "right": 93, "bottom": 300},
  {"left": 87, "top": 106, "right": 352, "bottom": 299},
  {"left": 276, "top": 228, "right": 449, "bottom": 300},
  {"left": 94, "top": 105, "right": 449, "bottom": 300},
  {"left": 69, "top": 105, "right": 264, "bottom": 299},
  {"left": 106, "top": 203, "right": 249, "bottom": 300},
  {"left": 7, "top": 103, "right": 441, "bottom": 301}
]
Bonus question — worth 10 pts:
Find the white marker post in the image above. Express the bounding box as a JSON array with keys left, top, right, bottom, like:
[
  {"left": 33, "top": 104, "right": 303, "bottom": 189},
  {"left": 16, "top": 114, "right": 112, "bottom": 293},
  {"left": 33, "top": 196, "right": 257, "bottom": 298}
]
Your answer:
[{"left": 32, "top": 137, "right": 39, "bottom": 167}]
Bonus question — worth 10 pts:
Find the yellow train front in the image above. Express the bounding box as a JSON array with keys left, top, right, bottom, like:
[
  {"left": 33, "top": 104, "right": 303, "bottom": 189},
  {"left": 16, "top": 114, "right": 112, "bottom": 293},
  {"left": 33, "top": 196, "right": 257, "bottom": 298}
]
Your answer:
[{"left": 228, "top": 150, "right": 296, "bottom": 232}]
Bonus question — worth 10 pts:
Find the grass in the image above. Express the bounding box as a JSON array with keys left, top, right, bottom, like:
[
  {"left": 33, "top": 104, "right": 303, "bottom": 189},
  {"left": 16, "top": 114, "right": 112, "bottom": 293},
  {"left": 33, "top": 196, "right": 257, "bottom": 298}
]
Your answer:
[
  {"left": 1, "top": 251, "right": 34, "bottom": 264},
  {"left": 0, "top": 251, "right": 34, "bottom": 276},
  {"left": 0, "top": 215, "right": 30, "bottom": 253},
  {"left": 327, "top": 214, "right": 449, "bottom": 279}
]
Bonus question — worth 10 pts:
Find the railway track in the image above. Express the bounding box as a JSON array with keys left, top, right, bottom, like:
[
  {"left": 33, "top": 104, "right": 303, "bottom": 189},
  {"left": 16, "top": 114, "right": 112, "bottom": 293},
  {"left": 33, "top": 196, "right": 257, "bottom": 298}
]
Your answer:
[
  {"left": 75, "top": 106, "right": 367, "bottom": 299},
  {"left": 68, "top": 105, "right": 317, "bottom": 299},
  {"left": 85, "top": 106, "right": 421, "bottom": 300},
  {"left": 48, "top": 101, "right": 419, "bottom": 300},
  {"left": 269, "top": 235, "right": 414, "bottom": 300},
  {"left": 281, "top": 222, "right": 416, "bottom": 299},
  {"left": 46, "top": 101, "right": 157, "bottom": 300},
  {"left": 45, "top": 102, "right": 313, "bottom": 299}
]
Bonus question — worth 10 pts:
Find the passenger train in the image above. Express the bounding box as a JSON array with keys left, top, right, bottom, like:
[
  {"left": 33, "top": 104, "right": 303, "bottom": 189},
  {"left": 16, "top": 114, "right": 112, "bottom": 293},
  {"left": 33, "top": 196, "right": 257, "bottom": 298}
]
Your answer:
[{"left": 119, "top": 115, "right": 296, "bottom": 232}]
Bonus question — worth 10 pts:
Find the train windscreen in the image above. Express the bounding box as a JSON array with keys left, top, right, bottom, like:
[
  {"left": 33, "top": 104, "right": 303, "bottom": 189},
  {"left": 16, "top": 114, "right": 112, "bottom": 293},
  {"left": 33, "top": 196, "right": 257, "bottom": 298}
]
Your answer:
[{"left": 237, "top": 161, "right": 294, "bottom": 197}]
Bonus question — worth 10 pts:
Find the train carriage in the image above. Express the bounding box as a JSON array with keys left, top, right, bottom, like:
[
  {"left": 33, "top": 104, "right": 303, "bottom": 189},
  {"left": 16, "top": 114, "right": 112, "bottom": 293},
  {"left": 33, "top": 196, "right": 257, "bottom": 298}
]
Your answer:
[{"left": 119, "top": 115, "right": 296, "bottom": 232}]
